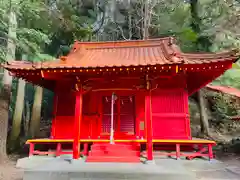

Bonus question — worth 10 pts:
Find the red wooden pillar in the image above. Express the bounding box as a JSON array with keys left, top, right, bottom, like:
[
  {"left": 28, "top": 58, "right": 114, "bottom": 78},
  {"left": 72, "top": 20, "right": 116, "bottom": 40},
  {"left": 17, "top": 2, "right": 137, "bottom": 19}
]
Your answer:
[
  {"left": 73, "top": 91, "right": 83, "bottom": 159},
  {"left": 56, "top": 143, "right": 62, "bottom": 157},
  {"left": 176, "top": 144, "right": 180, "bottom": 160},
  {"left": 117, "top": 96, "right": 121, "bottom": 133},
  {"left": 208, "top": 144, "right": 214, "bottom": 160},
  {"left": 145, "top": 91, "right": 153, "bottom": 161},
  {"left": 98, "top": 95, "right": 103, "bottom": 137},
  {"left": 29, "top": 143, "right": 34, "bottom": 156},
  {"left": 83, "top": 143, "right": 88, "bottom": 156}
]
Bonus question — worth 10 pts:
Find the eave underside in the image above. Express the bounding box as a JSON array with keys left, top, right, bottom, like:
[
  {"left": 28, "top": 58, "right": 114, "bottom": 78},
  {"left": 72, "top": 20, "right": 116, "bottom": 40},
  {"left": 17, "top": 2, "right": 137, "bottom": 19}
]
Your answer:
[{"left": 8, "top": 61, "right": 233, "bottom": 94}]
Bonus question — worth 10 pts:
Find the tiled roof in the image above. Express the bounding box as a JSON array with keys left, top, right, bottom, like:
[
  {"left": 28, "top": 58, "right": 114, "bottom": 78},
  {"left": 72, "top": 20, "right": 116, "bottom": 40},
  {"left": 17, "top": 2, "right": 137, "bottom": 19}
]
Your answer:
[
  {"left": 206, "top": 85, "right": 240, "bottom": 98},
  {"left": 2, "top": 37, "right": 239, "bottom": 70}
]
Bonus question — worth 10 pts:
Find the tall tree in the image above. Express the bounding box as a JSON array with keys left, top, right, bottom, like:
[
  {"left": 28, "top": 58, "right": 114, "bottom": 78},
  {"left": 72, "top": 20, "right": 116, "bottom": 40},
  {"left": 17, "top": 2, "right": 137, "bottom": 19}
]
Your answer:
[
  {"left": 143, "top": 0, "right": 150, "bottom": 39},
  {"left": 190, "top": 0, "right": 210, "bottom": 136},
  {"left": 0, "top": 8, "right": 17, "bottom": 161},
  {"left": 9, "top": 54, "right": 27, "bottom": 149},
  {"left": 29, "top": 86, "right": 43, "bottom": 138}
]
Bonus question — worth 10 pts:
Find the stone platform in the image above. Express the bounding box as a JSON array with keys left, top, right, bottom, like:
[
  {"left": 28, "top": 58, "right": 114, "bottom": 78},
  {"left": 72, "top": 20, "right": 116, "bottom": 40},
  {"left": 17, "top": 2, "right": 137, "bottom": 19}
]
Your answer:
[
  {"left": 18, "top": 157, "right": 196, "bottom": 180},
  {"left": 17, "top": 156, "right": 240, "bottom": 180}
]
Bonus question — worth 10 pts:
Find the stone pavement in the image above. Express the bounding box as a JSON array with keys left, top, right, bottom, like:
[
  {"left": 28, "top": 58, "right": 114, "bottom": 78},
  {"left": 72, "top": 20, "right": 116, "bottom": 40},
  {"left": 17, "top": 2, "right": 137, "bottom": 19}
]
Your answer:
[
  {"left": 20, "top": 157, "right": 196, "bottom": 180},
  {"left": 155, "top": 158, "right": 240, "bottom": 180},
  {"left": 17, "top": 157, "right": 240, "bottom": 180}
]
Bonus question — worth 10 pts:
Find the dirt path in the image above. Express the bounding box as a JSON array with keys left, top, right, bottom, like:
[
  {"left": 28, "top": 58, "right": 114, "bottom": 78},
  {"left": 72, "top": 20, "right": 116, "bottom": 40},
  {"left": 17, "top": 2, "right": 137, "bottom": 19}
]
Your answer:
[{"left": 0, "top": 161, "right": 23, "bottom": 180}]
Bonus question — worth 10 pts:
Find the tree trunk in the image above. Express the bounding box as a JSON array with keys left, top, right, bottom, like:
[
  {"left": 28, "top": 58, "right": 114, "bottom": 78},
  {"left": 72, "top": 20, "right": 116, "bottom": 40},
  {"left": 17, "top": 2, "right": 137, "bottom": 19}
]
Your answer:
[
  {"left": 190, "top": 0, "right": 211, "bottom": 136},
  {"left": 24, "top": 101, "right": 31, "bottom": 137},
  {"left": 9, "top": 55, "right": 27, "bottom": 147},
  {"left": 143, "top": 0, "right": 149, "bottom": 39},
  {"left": 190, "top": 0, "right": 201, "bottom": 34},
  {"left": 109, "top": 0, "right": 116, "bottom": 40},
  {"left": 0, "top": 10, "right": 17, "bottom": 162},
  {"left": 29, "top": 86, "right": 43, "bottom": 138},
  {"left": 197, "top": 90, "right": 210, "bottom": 136}
]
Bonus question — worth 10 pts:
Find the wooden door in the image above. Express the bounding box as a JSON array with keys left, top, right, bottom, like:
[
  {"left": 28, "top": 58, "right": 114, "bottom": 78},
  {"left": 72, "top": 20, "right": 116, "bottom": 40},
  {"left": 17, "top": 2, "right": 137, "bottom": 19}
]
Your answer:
[
  {"left": 101, "top": 94, "right": 135, "bottom": 137},
  {"left": 119, "top": 96, "right": 135, "bottom": 135},
  {"left": 101, "top": 96, "right": 117, "bottom": 134}
]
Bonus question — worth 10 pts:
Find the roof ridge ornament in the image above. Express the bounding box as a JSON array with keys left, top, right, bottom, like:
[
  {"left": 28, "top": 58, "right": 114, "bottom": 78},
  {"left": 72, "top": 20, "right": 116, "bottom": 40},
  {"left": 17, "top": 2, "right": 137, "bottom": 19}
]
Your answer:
[
  {"left": 60, "top": 56, "right": 67, "bottom": 62},
  {"left": 231, "top": 49, "right": 240, "bottom": 56},
  {"left": 168, "top": 37, "right": 175, "bottom": 46}
]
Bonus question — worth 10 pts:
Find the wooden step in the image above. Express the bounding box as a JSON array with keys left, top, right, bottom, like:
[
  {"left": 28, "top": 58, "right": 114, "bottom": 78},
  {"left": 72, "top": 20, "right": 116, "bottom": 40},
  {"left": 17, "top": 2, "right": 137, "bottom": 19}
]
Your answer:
[
  {"left": 89, "top": 149, "right": 140, "bottom": 156},
  {"left": 86, "top": 143, "right": 140, "bottom": 163},
  {"left": 91, "top": 143, "right": 139, "bottom": 150},
  {"left": 86, "top": 156, "right": 140, "bottom": 163}
]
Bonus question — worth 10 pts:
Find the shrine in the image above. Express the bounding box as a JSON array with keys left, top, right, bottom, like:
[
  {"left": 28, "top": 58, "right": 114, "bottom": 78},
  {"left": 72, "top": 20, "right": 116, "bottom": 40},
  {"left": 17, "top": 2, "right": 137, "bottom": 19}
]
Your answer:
[{"left": 3, "top": 37, "right": 239, "bottom": 162}]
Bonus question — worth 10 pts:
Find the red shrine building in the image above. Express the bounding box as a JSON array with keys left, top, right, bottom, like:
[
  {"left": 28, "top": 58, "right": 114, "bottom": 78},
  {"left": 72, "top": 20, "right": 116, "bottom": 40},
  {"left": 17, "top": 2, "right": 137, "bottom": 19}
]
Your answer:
[{"left": 3, "top": 37, "right": 239, "bottom": 162}]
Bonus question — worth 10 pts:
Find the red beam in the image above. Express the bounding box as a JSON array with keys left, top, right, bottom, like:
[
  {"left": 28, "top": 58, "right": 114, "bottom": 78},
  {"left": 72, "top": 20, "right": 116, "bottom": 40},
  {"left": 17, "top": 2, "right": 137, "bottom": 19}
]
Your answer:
[
  {"left": 40, "top": 72, "right": 72, "bottom": 81},
  {"left": 33, "top": 151, "right": 56, "bottom": 155}
]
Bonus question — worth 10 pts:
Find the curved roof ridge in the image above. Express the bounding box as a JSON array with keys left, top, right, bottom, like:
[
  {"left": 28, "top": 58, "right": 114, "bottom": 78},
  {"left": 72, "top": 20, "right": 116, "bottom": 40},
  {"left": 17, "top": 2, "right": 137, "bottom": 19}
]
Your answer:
[
  {"left": 71, "top": 37, "right": 177, "bottom": 50},
  {"left": 183, "top": 49, "right": 239, "bottom": 58},
  {"left": 75, "top": 36, "right": 174, "bottom": 44}
]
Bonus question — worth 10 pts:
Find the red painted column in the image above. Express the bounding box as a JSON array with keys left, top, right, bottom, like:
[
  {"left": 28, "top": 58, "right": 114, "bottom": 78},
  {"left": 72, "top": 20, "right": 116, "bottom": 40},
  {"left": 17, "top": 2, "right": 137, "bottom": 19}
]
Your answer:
[
  {"left": 29, "top": 143, "right": 34, "bottom": 156},
  {"left": 98, "top": 96, "right": 103, "bottom": 137},
  {"left": 176, "top": 144, "right": 180, "bottom": 160},
  {"left": 73, "top": 91, "right": 83, "bottom": 159},
  {"left": 208, "top": 144, "right": 214, "bottom": 160},
  {"left": 145, "top": 91, "right": 153, "bottom": 161},
  {"left": 83, "top": 143, "right": 88, "bottom": 156},
  {"left": 56, "top": 143, "right": 62, "bottom": 157}
]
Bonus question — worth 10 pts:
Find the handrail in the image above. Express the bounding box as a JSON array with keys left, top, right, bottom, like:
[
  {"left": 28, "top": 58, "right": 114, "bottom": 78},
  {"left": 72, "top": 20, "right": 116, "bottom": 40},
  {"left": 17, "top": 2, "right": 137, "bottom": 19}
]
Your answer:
[{"left": 26, "top": 138, "right": 215, "bottom": 144}]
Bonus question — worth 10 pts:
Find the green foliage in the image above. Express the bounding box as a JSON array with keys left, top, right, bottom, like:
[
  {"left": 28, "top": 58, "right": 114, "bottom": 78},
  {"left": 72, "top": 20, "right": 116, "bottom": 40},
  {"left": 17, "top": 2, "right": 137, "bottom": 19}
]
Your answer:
[
  {"left": 0, "top": 0, "right": 52, "bottom": 61},
  {"left": 198, "top": 0, "right": 240, "bottom": 51},
  {"left": 214, "top": 69, "right": 240, "bottom": 89},
  {"left": 190, "top": 0, "right": 240, "bottom": 127},
  {"left": 44, "top": 0, "right": 97, "bottom": 56},
  {"left": 30, "top": 53, "right": 56, "bottom": 63},
  {"left": 207, "top": 91, "right": 240, "bottom": 127},
  {"left": 0, "top": 0, "right": 95, "bottom": 61},
  {"left": 17, "top": 28, "right": 51, "bottom": 56}
]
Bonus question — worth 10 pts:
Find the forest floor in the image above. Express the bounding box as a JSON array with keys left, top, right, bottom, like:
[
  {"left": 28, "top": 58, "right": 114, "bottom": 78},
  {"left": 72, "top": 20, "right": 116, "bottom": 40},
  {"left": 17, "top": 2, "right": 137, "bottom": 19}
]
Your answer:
[{"left": 0, "top": 158, "right": 23, "bottom": 180}]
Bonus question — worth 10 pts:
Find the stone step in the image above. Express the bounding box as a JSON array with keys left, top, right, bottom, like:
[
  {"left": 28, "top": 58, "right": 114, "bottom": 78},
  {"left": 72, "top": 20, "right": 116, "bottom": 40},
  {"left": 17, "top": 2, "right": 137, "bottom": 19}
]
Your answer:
[
  {"left": 91, "top": 144, "right": 139, "bottom": 151},
  {"left": 24, "top": 171, "right": 196, "bottom": 180},
  {"left": 87, "top": 143, "right": 140, "bottom": 163},
  {"left": 86, "top": 156, "right": 140, "bottom": 163}
]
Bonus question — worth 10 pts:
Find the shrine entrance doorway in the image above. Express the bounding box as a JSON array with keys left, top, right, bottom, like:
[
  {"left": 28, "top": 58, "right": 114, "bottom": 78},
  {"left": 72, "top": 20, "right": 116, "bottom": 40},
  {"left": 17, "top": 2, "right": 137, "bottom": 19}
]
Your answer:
[{"left": 101, "top": 93, "right": 136, "bottom": 139}]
